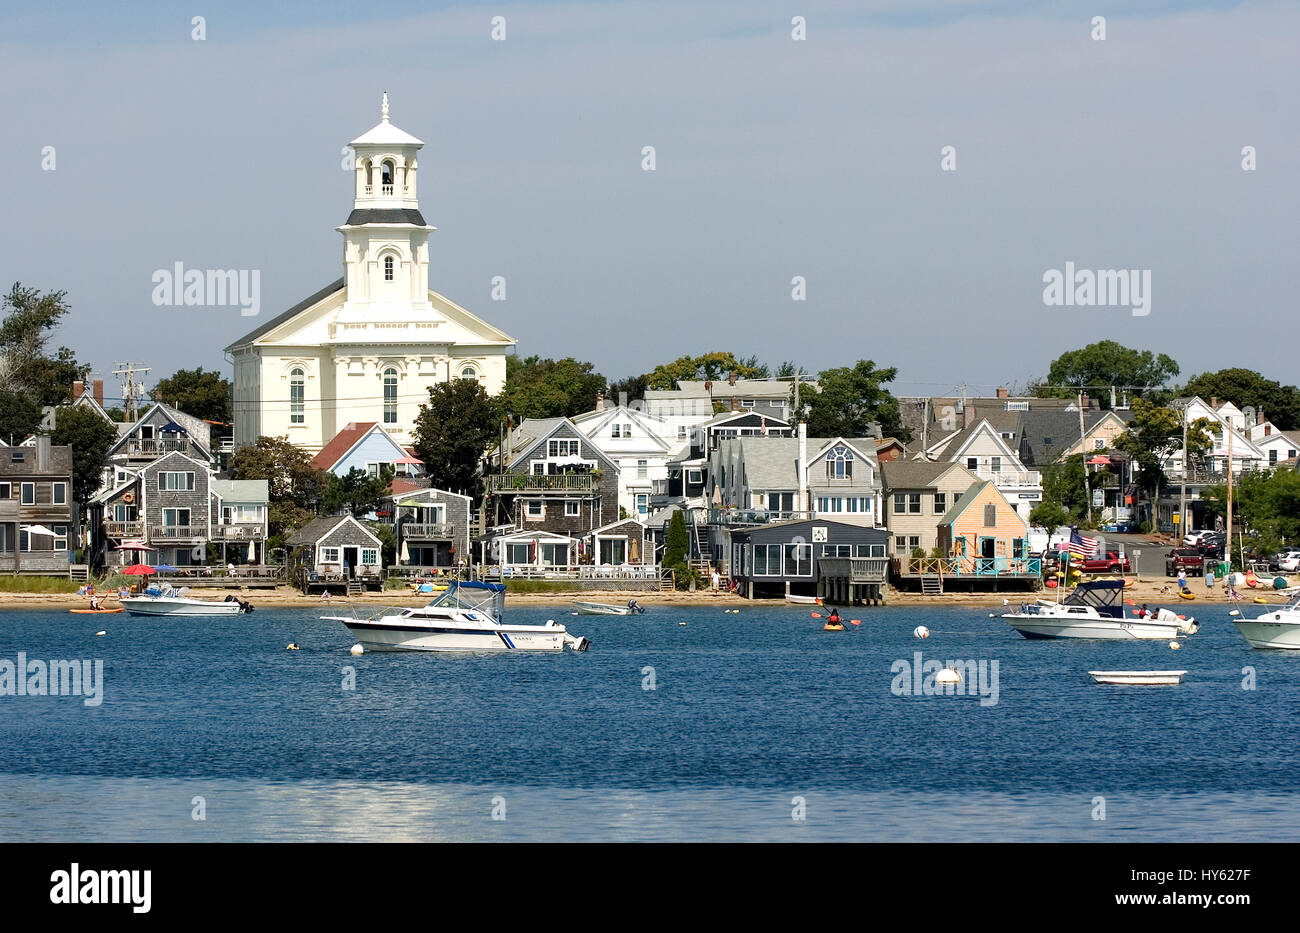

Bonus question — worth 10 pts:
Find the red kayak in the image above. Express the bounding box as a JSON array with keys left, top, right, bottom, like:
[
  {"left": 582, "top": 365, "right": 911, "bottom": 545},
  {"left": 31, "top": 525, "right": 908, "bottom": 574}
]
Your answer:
[{"left": 69, "top": 608, "right": 124, "bottom": 614}]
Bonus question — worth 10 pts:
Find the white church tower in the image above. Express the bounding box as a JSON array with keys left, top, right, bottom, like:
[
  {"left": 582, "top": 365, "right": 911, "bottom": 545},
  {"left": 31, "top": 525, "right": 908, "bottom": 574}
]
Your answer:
[{"left": 227, "top": 95, "right": 515, "bottom": 455}]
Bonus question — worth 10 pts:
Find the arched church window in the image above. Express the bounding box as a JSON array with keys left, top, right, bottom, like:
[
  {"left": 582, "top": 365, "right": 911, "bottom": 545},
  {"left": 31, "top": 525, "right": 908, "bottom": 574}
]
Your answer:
[
  {"left": 383, "top": 368, "right": 398, "bottom": 424},
  {"left": 290, "top": 368, "right": 305, "bottom": 425},
  {"left": 382, "top": 160, "right": 395, "bottom": 195},
  {"left": 460, "top": 366, "right": 478, "bottom": 380},
  {"left": 383, "top": 255, "right": 394, "bottom": 281}
]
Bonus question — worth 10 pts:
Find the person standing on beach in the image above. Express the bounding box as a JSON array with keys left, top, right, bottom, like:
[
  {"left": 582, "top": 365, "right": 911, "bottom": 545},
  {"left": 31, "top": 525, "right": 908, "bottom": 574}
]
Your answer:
[{"left": 711, "top": 567, "right": 720, "bottom": 592}]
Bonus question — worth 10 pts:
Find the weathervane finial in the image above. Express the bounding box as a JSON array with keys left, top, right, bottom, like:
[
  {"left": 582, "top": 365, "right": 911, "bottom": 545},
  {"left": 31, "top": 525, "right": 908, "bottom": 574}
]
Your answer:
[{"left": 381, "top": 91, "right": 389, "bottom": 122}]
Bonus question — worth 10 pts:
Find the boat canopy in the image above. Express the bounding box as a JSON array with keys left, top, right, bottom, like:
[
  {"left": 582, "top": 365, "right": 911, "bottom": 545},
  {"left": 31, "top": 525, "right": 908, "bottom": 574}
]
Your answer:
[
  {"left": 426, "top": 580, "right": 506, "bottom": 619},
  {"left": 1064, "top": 579, "right": 1125, "bottom": 618},
  {"left": 454, "top": 580, "right": 506, "bottom": 593}
]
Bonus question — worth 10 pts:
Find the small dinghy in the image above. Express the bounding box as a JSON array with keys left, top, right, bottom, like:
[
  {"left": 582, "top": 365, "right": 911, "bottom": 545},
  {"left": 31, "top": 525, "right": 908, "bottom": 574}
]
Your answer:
[
  {"left": 573, "top": 600, "right": 645, "bottom": 616},
  {"left": 786, "top": 594, "right": 821, "bottom": 606},
  {"left": 1088, "top": 670, "right": 1186, "bottom": 686}
]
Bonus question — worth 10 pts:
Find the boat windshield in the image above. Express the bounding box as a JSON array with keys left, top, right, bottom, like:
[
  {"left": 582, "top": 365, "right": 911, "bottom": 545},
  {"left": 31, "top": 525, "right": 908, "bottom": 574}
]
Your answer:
[
  {"left": 1062, "top": 581, "right": 1125, "bottom": 618},
  {"left": 427, "top": 582, "right": 505, "bottom": 619},
  {"left": 1285, "top": 593, "right": 1300, "bottom": 612}
]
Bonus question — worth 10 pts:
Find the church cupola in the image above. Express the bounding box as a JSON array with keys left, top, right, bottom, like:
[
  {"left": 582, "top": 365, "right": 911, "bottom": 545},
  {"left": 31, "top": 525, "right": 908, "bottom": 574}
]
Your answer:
[{"left": 347, "top": 92, "right": 425, "bottom": 215}]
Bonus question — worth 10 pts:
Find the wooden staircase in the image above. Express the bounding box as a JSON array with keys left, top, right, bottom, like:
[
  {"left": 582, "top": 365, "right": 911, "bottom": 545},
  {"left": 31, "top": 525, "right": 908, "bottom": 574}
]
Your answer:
[
  {"left": 920, "top": 575, "right": 943, "bottom": 595},
  {"left": 346, "top": 579, "right": 363, "bottom": 596}
]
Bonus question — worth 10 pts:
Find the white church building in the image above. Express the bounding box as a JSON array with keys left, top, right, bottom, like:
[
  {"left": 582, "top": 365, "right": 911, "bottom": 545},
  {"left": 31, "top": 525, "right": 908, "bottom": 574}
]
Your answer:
[{"left": 227, "top": 95, "right": 514, "bottom": 454}]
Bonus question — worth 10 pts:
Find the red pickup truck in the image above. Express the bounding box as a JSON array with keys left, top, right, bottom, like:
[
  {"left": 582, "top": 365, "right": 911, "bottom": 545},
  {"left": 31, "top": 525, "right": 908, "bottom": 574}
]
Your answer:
[
  {"left": 1080, "top": 550, "right": 1131, "bottom": 573},
  {"left": 1165, "top": 548, "right": 1205, "bottom": 577}
]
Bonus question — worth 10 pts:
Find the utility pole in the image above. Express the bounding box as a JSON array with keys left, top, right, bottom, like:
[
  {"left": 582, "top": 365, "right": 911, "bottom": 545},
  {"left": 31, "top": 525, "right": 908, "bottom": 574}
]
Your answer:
[
  {"left": 1178, "top": 407, "right": 1188, "bottom": 544},
  {"left": 112, "top": 362, "right": 151, "bottom": 422},
  {"left": 1079, "top": 392, "right": 1092, "bottom": 525},
  {"left": 1226, "top": 426, "right": 1234, "bottom": 570}
]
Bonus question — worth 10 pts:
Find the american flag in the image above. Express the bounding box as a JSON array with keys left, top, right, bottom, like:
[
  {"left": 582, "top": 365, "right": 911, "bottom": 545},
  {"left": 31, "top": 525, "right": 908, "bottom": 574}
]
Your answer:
[{"left": 1067, "top": 530, "right": 1099, "bottom": 557}]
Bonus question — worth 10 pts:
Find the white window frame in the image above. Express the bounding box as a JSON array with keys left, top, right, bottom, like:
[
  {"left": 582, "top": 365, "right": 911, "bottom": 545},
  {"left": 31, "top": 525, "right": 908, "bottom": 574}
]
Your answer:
[
  {"left": 21, "top": 483, "right": 35, "bottom": 505},
  {"left": 564, "top": 500, "right": 580, "bottom": 517},
  {"left": 526, "top": 500, "right": 543, "bottom": 518},
  {"left": 320, "top": 546, "right": 340, "bottom": 564}
]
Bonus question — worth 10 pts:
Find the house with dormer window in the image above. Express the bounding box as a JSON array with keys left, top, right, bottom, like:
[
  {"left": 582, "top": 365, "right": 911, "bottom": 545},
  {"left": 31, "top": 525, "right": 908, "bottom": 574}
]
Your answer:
[{"left": 918, "top": 418, "right": 1042, "bottom": 522}]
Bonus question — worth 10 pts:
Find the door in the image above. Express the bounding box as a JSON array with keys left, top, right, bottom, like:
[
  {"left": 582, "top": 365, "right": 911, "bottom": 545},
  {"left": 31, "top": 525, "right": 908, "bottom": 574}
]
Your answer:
[{"left": 343, "top": 547, "right": 359, "bottom": 578}]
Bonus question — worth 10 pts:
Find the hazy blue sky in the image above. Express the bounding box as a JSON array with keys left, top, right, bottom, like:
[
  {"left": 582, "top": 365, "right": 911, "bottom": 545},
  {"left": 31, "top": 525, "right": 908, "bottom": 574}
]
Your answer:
[{"left": 1, "top": 0, "right": 1294, "bottom": 402}]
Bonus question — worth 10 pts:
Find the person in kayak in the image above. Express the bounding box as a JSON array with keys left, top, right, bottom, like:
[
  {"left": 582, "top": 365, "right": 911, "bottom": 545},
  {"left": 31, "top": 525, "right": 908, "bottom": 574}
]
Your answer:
[
  {"left": 826, "top": 607, "right": 842, "bottom": 625},
  {"left": 89, "top": 593, "right": 102, "bottom": 611}
]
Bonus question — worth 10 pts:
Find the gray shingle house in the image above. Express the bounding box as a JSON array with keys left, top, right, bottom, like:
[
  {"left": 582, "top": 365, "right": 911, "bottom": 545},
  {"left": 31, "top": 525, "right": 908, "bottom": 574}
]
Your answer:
[
  {"left": 287, "top": 515, "right": 384, "bottom": 591},
  {"left": 0, "top": 437, "right": 75, "bottom": 575}
]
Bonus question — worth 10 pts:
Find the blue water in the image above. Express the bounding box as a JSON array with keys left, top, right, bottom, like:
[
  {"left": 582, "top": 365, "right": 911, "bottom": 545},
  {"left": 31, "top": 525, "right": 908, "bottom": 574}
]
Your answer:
[{"left": 1, "top": 602, "right": 1297, "bottom": 841}]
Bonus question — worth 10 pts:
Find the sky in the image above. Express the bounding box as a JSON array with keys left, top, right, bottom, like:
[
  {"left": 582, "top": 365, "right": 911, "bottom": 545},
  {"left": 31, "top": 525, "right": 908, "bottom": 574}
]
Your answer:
[{"left": 1, "top": 0, "right": 1294, "bottom": 405}]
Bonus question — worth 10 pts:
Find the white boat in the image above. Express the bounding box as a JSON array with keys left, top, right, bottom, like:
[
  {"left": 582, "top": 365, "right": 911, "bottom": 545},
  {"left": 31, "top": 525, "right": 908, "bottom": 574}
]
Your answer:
[
  {"left": 573, "top": 600, "right": 645, "bottom": 616},
  {"left": 1089, "top": 670, "right": 1187, "bottom": 686},
  {"left": 325, "top": 580, "right": 590, "bottom": 653},
  {"left": 1003, "top": 580, "right": 1198, "bottom": 640},
  {"left": 120, "top": 585, "right": 251, "bottom": 616},
  {"left": 785, "top": 594, "right": 821, "bottom": 606},
  {"left": 1233, "top": 593, "right": 1300, "bottom": 649}
]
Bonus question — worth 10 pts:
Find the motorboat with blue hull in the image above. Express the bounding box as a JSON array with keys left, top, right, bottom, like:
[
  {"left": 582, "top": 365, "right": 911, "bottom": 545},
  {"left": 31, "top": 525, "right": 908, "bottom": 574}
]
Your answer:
[
  {"left": 1002, "top": 580, "right": 1198, "bottom": 640},
  {"left": 323, "top": 580, "right": 590, "bottom": 653}
]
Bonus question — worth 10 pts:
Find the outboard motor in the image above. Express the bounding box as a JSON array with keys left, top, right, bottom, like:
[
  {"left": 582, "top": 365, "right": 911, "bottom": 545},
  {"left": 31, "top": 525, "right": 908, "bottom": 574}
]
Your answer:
[
  {"left": 573, "top": 636, "right": 590, "bottom": 652},
  {"left": 240, "top": 599, "right": 254, "bottom": 613}
]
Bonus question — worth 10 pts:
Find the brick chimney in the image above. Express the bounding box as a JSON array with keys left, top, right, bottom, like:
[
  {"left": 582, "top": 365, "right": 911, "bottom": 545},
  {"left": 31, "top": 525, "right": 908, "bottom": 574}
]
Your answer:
[
  {"left": 731, "top": 397, "right": 740, "bottom": 411},
  {"left": 1080, "top": 393, "right": 1090, "bottom": 411},
  {"left": 93, "top": 378, "right": 104, "bottom": 407},
  {"left": 996, "top": 386, "right": 1008, "bottom": 400},
  {"left": 73, "top": 380, "right": 85, "bottom": 401},
  {"left": 1210, "top": 397, "right": 1218, "bottom": 410},
  {"left": 728, "top": 371, "right": 737, "bottom": 386}
]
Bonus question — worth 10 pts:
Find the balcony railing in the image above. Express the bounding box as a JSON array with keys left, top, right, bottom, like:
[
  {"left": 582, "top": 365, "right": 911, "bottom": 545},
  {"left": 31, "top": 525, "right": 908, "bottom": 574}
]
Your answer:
[
  {"left": 893, "top": 556, "right": 1043, "bottom": 577},
  {"left": 484, "top": 474, "right": 598, "bottom": 494},
  {"left": 818, "top": 556, "right": 889, "bottom": 583},
  {"left": 708, "top": 508, "right": 814, "bottom": 526},
  {"left": 974, "top": 469, "right": 1042, "bottom": 487},
  {"left": 401, "top": 523, "right": 454, "bottom": 540},
  {"left": 150, "top": 525, "right": 206, "bottom": 541},
  {"left": 210, "top": 523, "right": 265, "bottom": 541},
  {"left": 124, "top": 438, "right": 190, "bottom": 456},
  {"left": 104, "top": 520, "right": 144, "bottom": 538}
]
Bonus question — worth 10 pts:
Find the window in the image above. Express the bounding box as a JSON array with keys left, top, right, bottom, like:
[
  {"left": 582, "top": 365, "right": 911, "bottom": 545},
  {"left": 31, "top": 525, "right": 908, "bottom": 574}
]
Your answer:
[
  {"left": 461, "top": 366, "right": 477, "bottom": 380},
  {"left": 990, "top": 456, "right": 1001, "bottom": 473},
  {"left": 0, "top": 482, "right": 9, "bottom": 499},
  {"left": 687, "top": 469, "right": 703, "bottom": 485},
  {"left": 826, "top": 445, "right": 854, "bottom": 479},
  {"left": 321, "top": 547, "right": 340, "bottom": 564},
  {"left": 383, "top": 255, "right": 394, "bottom": 281},
  {"left": 637, "top": 460, "right": 648, "bottom": 479},
  {"left": 162, "top": 508, "right": 191, "bottom": 530},
  {"left": 565, "top": 500, "right": 580, "bottom": 517},
  {"left": 53, "top": 482, "right": 67, "bottom": 505},
  {"left": 53, "top": 524, "right": 67, "bottom": 551},
  {"left": 635, "top": 494, "right": 648, "bottom": 515},
  {"left": 381, "top": 160, "right": 395, "bottom": 190},
  {"left": 158, "top": 472, "right": 195, "bottom": 491},
  {"left": 909, "top": 536, "right": 920, "bottom": 550},
  {"left": 506, "top": 543, "right": 531, "bottom": 564},
  {"left": 1270, "top": 450, "right": 1278, "bottom": 465},
  {"left": 360, "top": 548, "right": 379, "bottom": 566},
  {"left": 753, "top": 545, "right": 768, "bottom": 575},
  {"left": 10, "top": 451, "right": 23, "bottom": 462},
  {"left": 678, "top": 426, "right": 687, "bottom": 440},
  {"left": 894, "top": 536, "right": 907, "bottom": 553},
  {"left": 1012, "top": 538, "right": 1026, "bottom": 559},
  {"left": 290, "top": 368, "right": 305, "bottom": 424},
  {"left": 741, "top": 399, "right": 754, "bottom": 409},
  {"left": 1043, "top": 436, "right": 1053, "bottom": 446},
  {"left": 383, "top": 368, "right": 398, "bottom": 424},
  {"left": 893, "top": 493, "right": 907, "bottom": 514},
  {"left": 531, "top": 462, "right": 545, "bottom": 475},
  {"left": 983, "top": 503, "right": 997, "bottom": 527},
  {"left": 547, "top": 438, "right": 579, "bottom": 458},
  {"left": 21, "top": 483, "right": 35, "bottom": 504},
  {"left": 526, "top": 500, "right": 543, "bottom": 518},
  {"left": 611, "top": 424, "right": 621, "bottom": 438},
  {"left": 908, "top": 493, "right": 921, "bottom": 514},
  {"left": 783, "top": 543, "right": 812, "bottom": 576},
  {"left": 934, "top": 492, "right": 947, "bottom": 514},
  {"left": 966, "top": 457, "right": 978, "bottom": 470}
]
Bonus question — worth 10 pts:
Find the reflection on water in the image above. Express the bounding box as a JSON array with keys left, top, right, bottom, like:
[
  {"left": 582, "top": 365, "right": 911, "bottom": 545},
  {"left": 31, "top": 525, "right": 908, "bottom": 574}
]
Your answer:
[{"left": 1, "top": 774, "right": 1296, "bottom": 842}]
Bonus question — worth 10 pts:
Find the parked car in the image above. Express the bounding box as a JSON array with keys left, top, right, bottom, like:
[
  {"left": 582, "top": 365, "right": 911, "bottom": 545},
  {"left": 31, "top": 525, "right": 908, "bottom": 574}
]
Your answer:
[
  {"left": 1182, "top": 530, "right": 1213, "bottom": 548},
  {"left": 1166, "top": 548, "right": 1205, "bottom": 576},
  {"left": 1081, "top": 550, "right": 1131, "bottom": 573},
  {"left": 1197, "top": 533, "right": 1226, "bottom": 555},
  {"left": 1274, "top": 548, "right": 1300, "bottom": 573}
]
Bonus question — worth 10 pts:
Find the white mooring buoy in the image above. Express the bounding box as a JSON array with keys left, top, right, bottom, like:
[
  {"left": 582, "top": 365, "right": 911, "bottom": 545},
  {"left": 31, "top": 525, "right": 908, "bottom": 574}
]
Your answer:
[
  {"left": 350, "top": 643, "right": 364, "bottom": 656},
  {"left": 914, "top": 625, "right": 930, "bottom": 640}
]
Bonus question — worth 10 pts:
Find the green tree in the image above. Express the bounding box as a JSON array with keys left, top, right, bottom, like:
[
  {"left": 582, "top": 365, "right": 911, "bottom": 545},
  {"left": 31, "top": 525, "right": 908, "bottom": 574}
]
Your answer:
[
  {"left": 644, "top": 352, "right": 765, "bottom": 390},
  {"left": 412, "top": 379, "right": 501, "bottom": 500},
  {"left": 1041, "top": 454, "right": 1090, "bottom": 523},
  {"left": 323, "top": 466, "right": 395, "bottom": 517},
  {"left": 501, "top": 355, "right": 606, "bottom": 419},
  {"left": 0, "top": 284, "right": 87, "bottom": 407},
  {"left": 152, "top": 367, "right": 233, "bottom": 424},
  {"left": 607, "top": 373, "right": 648, "bottom": 404},
  {"left": 0, "top": 388, "right": 44, "bottom": 442},
  {"left": 229, "top": 436, "right": 328, "bottom": 535},
  {"left": 1036, "top": 341, "right": 1180, "bottom": 407},
  {"left": 1181, "top": 368, "right": 1300, "bottom": 430},
  {"left": 1029, "top": 501, "right": 1071, "bottom": 530},
  {"left": 49, "top": 406, "right": 118, "bottom": 504},
  {"left": 1202, "top": 469, "right": 1300, "bottom": 558},
  {"left": 803, "top": 360, "right": 910, "bottom": 442}
]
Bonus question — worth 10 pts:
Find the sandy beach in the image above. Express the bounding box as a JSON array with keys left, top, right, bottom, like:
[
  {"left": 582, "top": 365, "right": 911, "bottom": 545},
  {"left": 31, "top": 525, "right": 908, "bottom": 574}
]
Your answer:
[{"left": 1, "top": 576, "right": 1290, "bottom": 611}]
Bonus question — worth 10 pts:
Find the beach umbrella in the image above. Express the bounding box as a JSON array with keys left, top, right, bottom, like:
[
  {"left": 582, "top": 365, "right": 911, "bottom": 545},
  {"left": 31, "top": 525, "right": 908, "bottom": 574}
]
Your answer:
[
  {"left": 248, "top": 539, "right": 258, "bottom": 563},
  {"left": 21, "top": 524, "right": 57, "bottom": 537},
  {"left": 114, "top": 542, "right": 154, "bottom": 551},
  {"left": 123, "top": 564, "right": 157, "bottom": 576},
  {"left": 400, "top": 538, "right": 409, "bottom": 563},
  {"left": 153, "top": 564, "right": 177, "bottom": 572}
]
